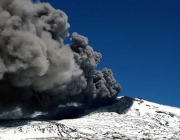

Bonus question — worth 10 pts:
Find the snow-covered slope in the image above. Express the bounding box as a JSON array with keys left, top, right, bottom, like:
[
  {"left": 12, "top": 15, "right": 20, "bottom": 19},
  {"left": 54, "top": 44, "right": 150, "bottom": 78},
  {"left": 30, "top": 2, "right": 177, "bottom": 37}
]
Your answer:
[{"left": 0, "top": 96, "right": 180, "bottom": 140}]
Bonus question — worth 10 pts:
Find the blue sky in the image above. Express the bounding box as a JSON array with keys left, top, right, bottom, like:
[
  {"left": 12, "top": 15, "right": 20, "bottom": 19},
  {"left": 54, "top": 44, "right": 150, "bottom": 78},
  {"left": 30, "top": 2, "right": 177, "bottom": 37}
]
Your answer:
[{"left": 41, "top": 0, "right": 180, "bottom": 107}]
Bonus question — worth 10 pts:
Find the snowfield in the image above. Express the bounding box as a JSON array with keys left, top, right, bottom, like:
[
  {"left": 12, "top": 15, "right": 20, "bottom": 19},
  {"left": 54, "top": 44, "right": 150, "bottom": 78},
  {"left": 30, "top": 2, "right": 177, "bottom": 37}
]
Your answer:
[{"left": 0, "top": 96, "right": 180, "bottom": 140}]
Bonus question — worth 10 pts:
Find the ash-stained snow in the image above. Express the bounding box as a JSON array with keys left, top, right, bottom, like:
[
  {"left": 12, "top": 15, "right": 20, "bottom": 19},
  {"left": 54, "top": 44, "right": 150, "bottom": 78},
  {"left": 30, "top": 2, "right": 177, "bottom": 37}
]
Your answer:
[{"left": 0, "top": 96, "right": 180, "bottom": 140}]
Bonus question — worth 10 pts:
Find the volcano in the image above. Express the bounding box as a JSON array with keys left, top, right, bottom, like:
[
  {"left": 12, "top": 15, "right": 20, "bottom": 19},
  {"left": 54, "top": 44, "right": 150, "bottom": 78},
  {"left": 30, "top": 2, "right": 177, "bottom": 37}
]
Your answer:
[{"left": 0, "top": 96, "right": 180, "bottom": 140}]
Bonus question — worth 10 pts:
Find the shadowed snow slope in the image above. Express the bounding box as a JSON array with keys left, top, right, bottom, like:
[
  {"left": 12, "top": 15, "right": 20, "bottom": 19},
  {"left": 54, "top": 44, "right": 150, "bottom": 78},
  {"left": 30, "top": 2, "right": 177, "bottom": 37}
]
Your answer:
[{"left": 0, "top": 96, "right": 180, "bottom": 140}]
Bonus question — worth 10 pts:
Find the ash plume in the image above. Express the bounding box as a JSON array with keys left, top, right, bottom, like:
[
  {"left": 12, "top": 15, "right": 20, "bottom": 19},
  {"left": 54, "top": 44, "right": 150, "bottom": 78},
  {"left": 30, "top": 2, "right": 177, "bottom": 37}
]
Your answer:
[{"left": 0, "top": 0, "right": 121, "bottom": 120}]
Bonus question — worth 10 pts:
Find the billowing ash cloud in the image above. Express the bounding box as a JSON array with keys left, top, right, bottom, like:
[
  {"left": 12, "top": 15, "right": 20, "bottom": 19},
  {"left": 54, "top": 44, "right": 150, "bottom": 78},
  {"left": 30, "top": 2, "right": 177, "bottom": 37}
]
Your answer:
[{"left": 0, "top": 0, "right": 121, "bottom": 120}]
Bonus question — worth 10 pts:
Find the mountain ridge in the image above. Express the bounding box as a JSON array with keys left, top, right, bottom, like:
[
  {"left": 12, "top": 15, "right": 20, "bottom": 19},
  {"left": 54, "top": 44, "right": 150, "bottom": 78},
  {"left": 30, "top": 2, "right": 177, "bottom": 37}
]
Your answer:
[{"left": 0, "top": 96, "right": 180, "bottom": 140}]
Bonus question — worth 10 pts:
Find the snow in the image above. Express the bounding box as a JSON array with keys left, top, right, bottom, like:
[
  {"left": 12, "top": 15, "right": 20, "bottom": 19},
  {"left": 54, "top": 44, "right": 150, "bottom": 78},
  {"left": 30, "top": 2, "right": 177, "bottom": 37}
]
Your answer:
[{"left": 0, "top": 96, "right": 180, "bottom": 139}]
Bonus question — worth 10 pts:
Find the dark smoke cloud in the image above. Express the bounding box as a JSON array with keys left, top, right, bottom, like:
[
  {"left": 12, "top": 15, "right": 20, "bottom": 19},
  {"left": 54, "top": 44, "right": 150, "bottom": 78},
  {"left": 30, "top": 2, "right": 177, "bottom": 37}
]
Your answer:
[
  {"left": 70, "top": 33, "right": 121, "bottom": 105},
  {"left": 0, "top": 0, "right": 121, "bottom": 120}
]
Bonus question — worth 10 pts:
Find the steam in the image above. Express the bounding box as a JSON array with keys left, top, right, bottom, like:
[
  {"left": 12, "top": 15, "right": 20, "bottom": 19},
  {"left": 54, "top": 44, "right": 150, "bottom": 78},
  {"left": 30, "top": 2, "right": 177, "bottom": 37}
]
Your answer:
[{"left": 0, "top": 0, "right": 121, "bottom": 120}]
